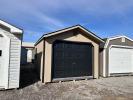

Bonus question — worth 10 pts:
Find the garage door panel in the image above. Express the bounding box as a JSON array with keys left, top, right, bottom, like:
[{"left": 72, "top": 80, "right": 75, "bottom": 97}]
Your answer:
[
  {"left": 52, "top": 40, "right": 93, "bottom": 79},
  {"left": 109, "top": 47, "right": 133, "bottom": 74}
]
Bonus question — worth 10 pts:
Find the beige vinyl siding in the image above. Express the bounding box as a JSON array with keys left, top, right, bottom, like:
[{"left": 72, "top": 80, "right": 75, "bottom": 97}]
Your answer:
[
  {"left": 99, "top": 49, "right": 103, "bottom": 76},
  {"left": 35, "top": 40, "right": 44, "bottom": 81}
]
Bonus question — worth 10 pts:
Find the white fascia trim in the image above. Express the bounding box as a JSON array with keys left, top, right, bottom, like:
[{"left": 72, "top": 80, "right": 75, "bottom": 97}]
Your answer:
[
  {"left": 35, "top": 26, "right": 81, "bottom": 45},
  {"left": 103, "top": 49, "right": 106, "bottom": 77},
  {"left": 78, "top": 26, "right": 105, "bottom": 43},
  {"left": 44, "top": 26, "right": 104, "bottom": 42},
  {"left": 104, "top": 35, "right": 133, "bottom": 48},
  {"left": 35, "top": 25, "right": 104, "bottom": 45},
  {"left": 44, "top": 26, "right": 79, "bottom": 38},
  {"left": 0, "top": 20, "right": 22, "bottom": 33},
  {"left": 109, "top": 45, "right": 133, "bottom": 49}
]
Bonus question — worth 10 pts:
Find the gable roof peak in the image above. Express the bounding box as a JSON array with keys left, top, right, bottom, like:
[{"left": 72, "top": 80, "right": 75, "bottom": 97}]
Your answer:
[{"left": 35, "top": 24, "right": 104, "bottom": 45}]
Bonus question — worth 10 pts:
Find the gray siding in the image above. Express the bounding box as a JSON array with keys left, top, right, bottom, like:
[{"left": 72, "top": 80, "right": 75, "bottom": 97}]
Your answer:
[{"left": 107, "top": 38, "right": 133, "bottom": 48}]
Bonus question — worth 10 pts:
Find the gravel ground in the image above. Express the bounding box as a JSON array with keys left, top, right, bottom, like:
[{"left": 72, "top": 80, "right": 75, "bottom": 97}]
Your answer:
[{"left": 0, "top": 64, "right": 133, "bottom": 100}]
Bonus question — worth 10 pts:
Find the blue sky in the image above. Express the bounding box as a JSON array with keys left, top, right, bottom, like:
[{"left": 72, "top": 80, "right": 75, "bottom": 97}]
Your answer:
[{"left": 0, "top": 0, "right": 133, "bottom": 42}]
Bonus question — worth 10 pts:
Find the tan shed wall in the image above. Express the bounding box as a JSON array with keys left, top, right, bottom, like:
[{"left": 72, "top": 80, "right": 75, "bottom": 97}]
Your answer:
[
  {"left": 35, "top": 40, "right": 44, "bottom": 81},
  {"left": 44, "top": 31, "right": 99, "bottom": 83}
]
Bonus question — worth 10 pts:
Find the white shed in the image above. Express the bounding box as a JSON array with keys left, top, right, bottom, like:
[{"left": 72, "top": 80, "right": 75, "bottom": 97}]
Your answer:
[
  {"left": 100, "top": 36, "right": 133, "bottom": 77},
  {"left": 0, "top": 20, "right": 22, "bottom": 89},
  {"left": 21, "top": 42, "right": 35, "bottom": 65}
]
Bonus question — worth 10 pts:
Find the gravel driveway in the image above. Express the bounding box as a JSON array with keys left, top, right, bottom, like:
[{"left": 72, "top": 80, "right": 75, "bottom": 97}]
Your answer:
[{"left": 0, "top": 65, "right": 133, "bottom": 100}]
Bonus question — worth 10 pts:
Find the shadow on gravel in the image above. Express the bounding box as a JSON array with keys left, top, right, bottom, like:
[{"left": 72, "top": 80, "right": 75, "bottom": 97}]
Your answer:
[{"left": 19, "top": 63, "right": 40, "bottom": 88}]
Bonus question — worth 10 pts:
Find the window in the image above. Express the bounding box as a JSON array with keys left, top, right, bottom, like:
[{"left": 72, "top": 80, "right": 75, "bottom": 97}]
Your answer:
[
  {"left": 0, "top": 50, "right": 2, "bottom": 56},
  {"left": 122, "top": 37, "right": 125, "bottom": 42}
]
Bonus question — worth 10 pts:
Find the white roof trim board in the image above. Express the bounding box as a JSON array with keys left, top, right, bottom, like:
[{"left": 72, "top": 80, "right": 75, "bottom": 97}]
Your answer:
[
  {"left": 35, "top": 25, "right": 104, "bottom": 45},
  {"left": 0, "top": 20, "right": 22, "bottom": 33},
  {"left": 104, "top": 35, "right": 133, "bottom": 48}
]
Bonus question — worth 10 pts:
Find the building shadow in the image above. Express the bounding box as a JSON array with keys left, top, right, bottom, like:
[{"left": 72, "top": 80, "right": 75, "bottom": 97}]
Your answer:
[{"left": 19, "top": 63, "right": 40, "bottom": 88}]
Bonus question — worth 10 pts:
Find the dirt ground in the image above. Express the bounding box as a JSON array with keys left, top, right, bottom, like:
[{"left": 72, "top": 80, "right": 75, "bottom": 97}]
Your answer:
[{"left": 0, "top": 64, "right": 133, "bottom": 100}]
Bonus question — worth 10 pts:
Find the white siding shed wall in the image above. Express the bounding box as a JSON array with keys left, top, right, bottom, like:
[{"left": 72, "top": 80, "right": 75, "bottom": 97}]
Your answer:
[{"left": 3, "top": 30, "right": 21, "bottom": 88}]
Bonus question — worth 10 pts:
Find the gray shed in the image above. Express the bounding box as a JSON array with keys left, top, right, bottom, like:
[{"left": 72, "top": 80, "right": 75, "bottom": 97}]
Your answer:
[
  {"left": 0, "top": 20, "right": 22, "bottom": 89},
  {"left": 100, "top": 35, "right": 133, "bottom": 77}
]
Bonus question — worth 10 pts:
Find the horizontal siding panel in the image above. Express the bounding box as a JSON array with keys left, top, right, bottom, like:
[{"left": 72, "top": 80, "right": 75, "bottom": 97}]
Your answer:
[
  {"left": 9, "top": 68, "right": 19, "bottom": 71},
  {"left": 10, "top": 48, "right": 20, "bottom": 51},
  {"left": 10, "top": 51, "right": 20, "bottom": 54},
  {"left": 9, "top": 67, "right": 19, "bottom": 70},
  {"left": 11, "top": 39, "right": 19, "bottom": 42},
  {"left": 8, "top": 31, "right": 21, "bottom": 89},
  {"left": 8, "top": 70, "right": 19, "bottom": 73},
  {"left": 10, "top": 56, "right": 20, "bottom": 58},
  {"left": 10, "top": 46, "right": 20, "bottom": 49},
  {"left": 9, "top": 69, "right": 19, "bottom": 72},
  {"left": 9, "top": 83, "right": 19, "bottom": 87},
  {"left": 10, "top": 48, "right": 20, "bottom": 52},
  {"left": 10, "top": 45, "right": 20, "bottom": 48},
  {"left": 11, "top": 40, "right": 19, "bottom": 43},
  {"left": 10, "top": 59, "right": 19, "bottom": 61},
  {"left": 10, "top": 58, "right": 20, "bottom": 61},
  {"left": 9, "top": 64, "right": 20, "bottom": 67},
  {"left": 9, "top": 77, "right": 19, "bottom": 80},
  {"left": 10, "top": 56, "right": 20, "bottom": 59},
  {"left": 11, "top": 42, "right": 20, "bottom": 45},
  {"left": 9, "top": 74, "right": 19, "bottom": 79},
  {"left": 9, "top": 75, "right": 19, "bottom": 79},
  {"left": 10, "top": 55, "right": 20, "bottom": 58},
  {"left": 10, "top": 53, "right": 20, "bottom": 56}
]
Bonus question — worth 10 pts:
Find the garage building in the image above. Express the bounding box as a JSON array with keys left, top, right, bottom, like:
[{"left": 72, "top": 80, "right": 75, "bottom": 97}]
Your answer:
[
  {"left": 0, "top": 20, "right": 22, "bottom": 89},
  {"left": 100, "top": 35, "right": 133, "bottom": 77},
  {"left": 35, "top": 25, "right": 104, "bottom": 83}
]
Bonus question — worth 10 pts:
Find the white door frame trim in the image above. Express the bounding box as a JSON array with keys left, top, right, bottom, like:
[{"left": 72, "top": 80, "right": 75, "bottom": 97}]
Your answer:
[
  {"left": 108, "top": 45, "right": 133, "bottom": 76},
  {"left": 103, "top": 49, "right": 106, "bottom": 77}
]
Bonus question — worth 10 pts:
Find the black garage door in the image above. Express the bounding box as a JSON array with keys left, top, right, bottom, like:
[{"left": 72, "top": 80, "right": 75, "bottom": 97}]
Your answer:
[{"left": 52, "top": 40, "right": 93, "bottom": 79}]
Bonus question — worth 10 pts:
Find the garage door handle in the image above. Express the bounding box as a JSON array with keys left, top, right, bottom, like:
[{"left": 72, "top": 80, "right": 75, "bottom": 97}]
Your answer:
[{"left": 72, "top": 62, "right": 76, "bottom": 64}]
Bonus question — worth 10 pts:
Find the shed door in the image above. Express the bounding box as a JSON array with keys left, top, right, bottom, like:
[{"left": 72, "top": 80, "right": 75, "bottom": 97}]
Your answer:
[
  {"left": 0, "top": 34, "right": 10, "bottom": 88},
  {"left": 52, "top": 40, "right": 93, "bottom": 79},
  {"left": 109, "top": 47, "right": 133, "bottom": 74}
]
